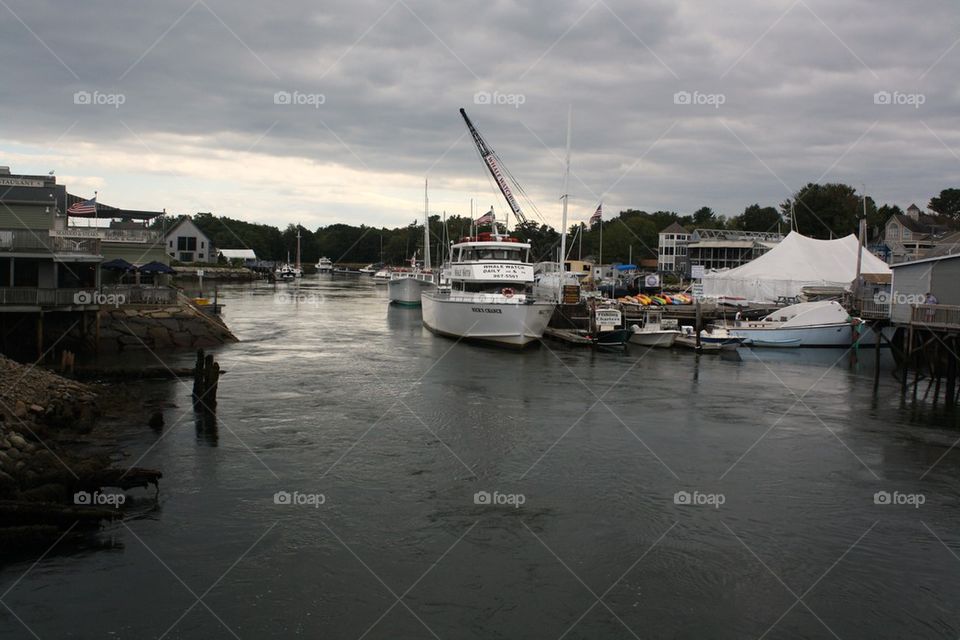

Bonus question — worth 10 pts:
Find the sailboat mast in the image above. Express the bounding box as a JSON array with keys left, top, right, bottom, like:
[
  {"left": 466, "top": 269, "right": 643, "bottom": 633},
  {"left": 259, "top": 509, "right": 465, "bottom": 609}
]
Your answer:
[
  {"left": 558, "top": 106, "right": 572, "bottom": 304},
  {"left": 295, "top": 225, "right": 301, "bottom": 270},
  {"left": 424, "top": 178, "right": 431, "bottom": 270}
]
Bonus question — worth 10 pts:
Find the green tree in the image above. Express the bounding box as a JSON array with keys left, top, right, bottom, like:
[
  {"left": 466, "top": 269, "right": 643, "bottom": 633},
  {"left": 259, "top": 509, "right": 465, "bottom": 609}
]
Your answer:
[
  {"left": 692, "top": 206, "right": 723, "bottom": 229},
  {"left": 781, "top": 183, "right": 866, "bottom": 239},
  {"left": 728, "top": 204, "right": 782, "bottom": 232},
  {"left": 929, "top": 189, "right": 960, "bottom": 219}
]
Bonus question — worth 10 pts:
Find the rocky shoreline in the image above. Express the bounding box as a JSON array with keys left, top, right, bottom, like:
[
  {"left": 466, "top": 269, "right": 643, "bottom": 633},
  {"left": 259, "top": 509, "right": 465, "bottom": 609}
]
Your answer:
[{"left": 0, "top": 355, "right": 161, "bottom": 555}]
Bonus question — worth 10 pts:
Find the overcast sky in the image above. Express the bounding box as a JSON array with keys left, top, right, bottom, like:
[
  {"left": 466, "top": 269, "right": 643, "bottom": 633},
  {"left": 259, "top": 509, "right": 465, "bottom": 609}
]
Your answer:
[{"left": 1, "top": 0, "right": 957, "bottom": 230}]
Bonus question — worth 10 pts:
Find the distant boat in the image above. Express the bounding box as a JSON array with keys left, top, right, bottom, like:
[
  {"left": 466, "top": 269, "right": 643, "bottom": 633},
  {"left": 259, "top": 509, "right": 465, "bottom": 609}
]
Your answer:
[
  {"left": 372, "top": 268, "right": 392, "bottom": 284},
  {"left": 629, "top": 309, "right": 679, "bottom": 348},
  {"left": 316, "top": 257, "right": 333, "bottom": 272},
  {"left": 359, "top": 263, "right": 381, "bottom": 275},
  {"left": 275, "top": 227, "right": 304, "bottom": 280},
  {"left": 388, "top": 180, "right": 437, "bottom": 306}
]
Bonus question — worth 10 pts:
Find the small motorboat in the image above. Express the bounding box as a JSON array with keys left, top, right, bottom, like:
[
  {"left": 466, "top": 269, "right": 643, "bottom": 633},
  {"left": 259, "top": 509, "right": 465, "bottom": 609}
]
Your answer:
[
  {"left": 628, "top": 310, "right": 679, "bottom": 348},
  {"left": 316, "top": 257, "right": 333, "bottom": 272}
]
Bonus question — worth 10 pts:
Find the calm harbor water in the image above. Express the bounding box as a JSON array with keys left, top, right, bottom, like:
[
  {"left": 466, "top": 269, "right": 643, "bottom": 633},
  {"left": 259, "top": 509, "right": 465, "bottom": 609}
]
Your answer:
[{"left": 3, "top": 275, "right": 960, "bottom": 639}]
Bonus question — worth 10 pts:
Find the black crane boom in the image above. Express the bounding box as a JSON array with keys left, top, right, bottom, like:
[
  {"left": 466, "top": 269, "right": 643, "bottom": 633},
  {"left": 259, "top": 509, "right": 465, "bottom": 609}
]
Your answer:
[{"left": 460, "top": 108, "right": 527, "bottom": 226}]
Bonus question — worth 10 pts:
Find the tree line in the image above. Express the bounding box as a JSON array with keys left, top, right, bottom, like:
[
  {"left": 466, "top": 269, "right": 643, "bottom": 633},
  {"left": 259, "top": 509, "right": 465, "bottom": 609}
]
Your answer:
[{"left": 153, "top": 186, "right": 960, "bottom": 265}]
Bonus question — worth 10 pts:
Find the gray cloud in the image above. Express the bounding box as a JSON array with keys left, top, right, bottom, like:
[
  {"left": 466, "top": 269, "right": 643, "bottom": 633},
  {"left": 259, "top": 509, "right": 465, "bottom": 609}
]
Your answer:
[{"left": 1, "top": 0, "right": 958, "bottom": 227}]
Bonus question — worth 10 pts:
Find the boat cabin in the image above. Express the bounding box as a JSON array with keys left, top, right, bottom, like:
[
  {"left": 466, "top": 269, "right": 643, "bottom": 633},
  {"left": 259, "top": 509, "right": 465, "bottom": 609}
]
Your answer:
[{"left": 448, "top": 234, "right": 534, "bottom": 296}]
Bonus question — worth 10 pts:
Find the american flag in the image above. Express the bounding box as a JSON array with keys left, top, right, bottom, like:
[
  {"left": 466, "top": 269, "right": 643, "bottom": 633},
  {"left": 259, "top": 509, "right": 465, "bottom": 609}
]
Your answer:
[
  {"left": 475, "top": 207, "right": 495, "bottom": 225},
  {"left": 589, "top": 203, "right": 602, "bottom": 225},
  {"left": 67, "top": 197, "right": 97, "bottom": 216}
]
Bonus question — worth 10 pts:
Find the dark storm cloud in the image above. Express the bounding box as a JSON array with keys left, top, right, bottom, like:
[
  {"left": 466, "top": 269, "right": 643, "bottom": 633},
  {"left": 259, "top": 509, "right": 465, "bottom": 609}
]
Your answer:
[{"left": 1, "top": 0, "right": 958, "bottom": 223}]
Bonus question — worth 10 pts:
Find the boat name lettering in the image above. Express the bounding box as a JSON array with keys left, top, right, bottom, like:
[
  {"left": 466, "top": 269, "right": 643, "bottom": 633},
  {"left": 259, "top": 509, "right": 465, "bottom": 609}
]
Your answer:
[{"left": 471, "top": 307, "right": 502, "bottom": 314}]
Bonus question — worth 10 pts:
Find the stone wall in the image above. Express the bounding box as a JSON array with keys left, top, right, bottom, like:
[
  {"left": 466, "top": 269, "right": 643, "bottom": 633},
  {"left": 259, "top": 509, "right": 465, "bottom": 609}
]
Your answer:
[
  {"left": 98, "top": 303, "right": 238, "bottom": 352},
  {"left": 173, "top": 266, "right": 257, "bottom": 280}
]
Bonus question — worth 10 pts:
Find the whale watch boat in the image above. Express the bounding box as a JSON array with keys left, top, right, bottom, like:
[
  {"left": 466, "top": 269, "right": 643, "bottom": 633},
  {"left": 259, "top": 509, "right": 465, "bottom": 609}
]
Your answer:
[
  {"left": 420, "top": 108, "right": 556, "bottom": 347},
  {"left": 421, "top": 232, "right": 555, "bottom": 346}
]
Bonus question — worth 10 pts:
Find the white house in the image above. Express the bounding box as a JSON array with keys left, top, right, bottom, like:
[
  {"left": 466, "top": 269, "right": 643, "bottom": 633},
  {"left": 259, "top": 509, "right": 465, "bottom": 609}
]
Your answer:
[{"left": 164, "top": 216, "right": 214, "bottom": 263}]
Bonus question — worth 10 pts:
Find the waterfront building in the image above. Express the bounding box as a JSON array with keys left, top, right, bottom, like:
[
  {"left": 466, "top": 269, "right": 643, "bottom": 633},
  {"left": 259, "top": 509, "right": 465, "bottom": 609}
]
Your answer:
[
  {"left": 657, "top": 222, "right": 689, "bottom": 275},
  {"left": 685, "top": 228, "right": 782, "bottom": 274},
  {"left": 889, "top": 253, "right": 960, "bottom": 323},
  {"left": 884, "top": 204, "right": 952, "bottom": 264},
  {"left": 164, "top": 216, "right": 215, "bottom": 264},
  {"left": 0, "top": 166, "right": 167, "bottom": 357}
]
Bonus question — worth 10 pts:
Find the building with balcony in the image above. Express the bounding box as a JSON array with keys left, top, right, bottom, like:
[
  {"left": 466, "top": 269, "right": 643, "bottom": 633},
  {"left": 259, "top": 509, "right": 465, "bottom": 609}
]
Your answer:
[
  {"left": 884, "top": 204, "right": 953, "bottom": 264},
  {"left": 686, "top": 228, "right": 782, "bottom": 274},
  {"left": 0, "top": 166, "right": 168, "bottom": 357},
  {"left": 657, "top": 222, "right": 690, "bottom": 274}
]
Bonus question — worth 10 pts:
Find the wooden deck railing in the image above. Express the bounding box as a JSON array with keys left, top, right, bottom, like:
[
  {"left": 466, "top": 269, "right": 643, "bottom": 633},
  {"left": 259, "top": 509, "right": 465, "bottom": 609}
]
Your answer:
[
  {"left": 910, "top": 304, "right": 960, "bottom": 329},
  {"left": 0, "top": 285, "right": 177, "bottom": 307}
]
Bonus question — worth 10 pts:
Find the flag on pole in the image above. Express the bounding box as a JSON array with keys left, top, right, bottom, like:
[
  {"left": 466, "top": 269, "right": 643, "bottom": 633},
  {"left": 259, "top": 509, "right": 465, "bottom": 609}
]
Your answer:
[
  {"left": 589, "top": 203, "right": 602, "bottom": 225},
  {"left": 475, "top": 207, "right": 495, "bottom": 225},
  {"left": 67, "top": 197, "right": 97, "bottom": 216}
]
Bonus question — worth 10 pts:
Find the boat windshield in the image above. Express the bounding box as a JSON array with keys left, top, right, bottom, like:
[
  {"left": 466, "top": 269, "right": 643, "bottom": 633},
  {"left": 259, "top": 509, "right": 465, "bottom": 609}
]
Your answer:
[{"left": 460, "top": 247, "right": 526, "bottom": 262}]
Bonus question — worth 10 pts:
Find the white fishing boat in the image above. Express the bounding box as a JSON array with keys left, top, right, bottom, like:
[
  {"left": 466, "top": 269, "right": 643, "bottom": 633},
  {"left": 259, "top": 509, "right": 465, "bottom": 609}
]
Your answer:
[
  {"left": 359, "top": 263, "right": 379, "bottom": 275},
  {"left": 629, "top": 309, "right": 679, "bottom": 348},
  {"left": 728, "top": 300, "right": 884, "bottom": 347},
  {"left": 388, "top": 179, "right": 438, "bottom": 306},
  {"left": 421, "top": 232, "right": 556, "bottom": 347},
  {"left": 389, "top": 271, "right": 435, "bottom": 306},
  {"left": 421, "top": 109, "right": 556, "bottom": 346},
  {"left": 315, "top": 257, "right": 333, "bottom": 272}
]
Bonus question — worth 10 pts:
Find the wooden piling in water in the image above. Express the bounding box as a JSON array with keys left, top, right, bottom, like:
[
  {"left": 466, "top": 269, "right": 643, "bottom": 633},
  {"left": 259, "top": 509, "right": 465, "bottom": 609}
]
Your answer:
[{"left": 192, "top": 348, "right": 221, "bottom": 414}]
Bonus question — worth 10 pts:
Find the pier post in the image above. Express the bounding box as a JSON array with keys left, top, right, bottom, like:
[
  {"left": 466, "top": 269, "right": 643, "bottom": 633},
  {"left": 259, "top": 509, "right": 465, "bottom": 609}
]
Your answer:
[
  {"left": 873, "top": 323, "right": 881, "bottom": 393},
  {"left": 946, "top": 336, "right": 957, "bottom": 408},
  {"left": 695, "top": 301, "right": 702, "bottom": 350}
]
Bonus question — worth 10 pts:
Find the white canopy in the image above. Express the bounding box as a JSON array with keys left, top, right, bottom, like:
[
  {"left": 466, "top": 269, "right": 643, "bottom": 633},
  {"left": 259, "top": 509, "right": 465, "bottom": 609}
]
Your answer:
[
  {"left": 700, "top": 232, "right": 891, "bottom": 302},
  {"left": 219, "top": 249, "right": 257, "bottom": 260}
]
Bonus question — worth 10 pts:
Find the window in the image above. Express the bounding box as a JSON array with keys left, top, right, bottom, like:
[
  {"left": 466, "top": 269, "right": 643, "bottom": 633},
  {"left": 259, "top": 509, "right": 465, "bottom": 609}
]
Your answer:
[
  {"left": 177, "top": 236, "right": 197, "bottom": 251},
  {"left": 168, "top": 240, "right": 173, "bottom": 248},
  {"left": 201, "top": 241, "right": 205, "bottom": 248}
]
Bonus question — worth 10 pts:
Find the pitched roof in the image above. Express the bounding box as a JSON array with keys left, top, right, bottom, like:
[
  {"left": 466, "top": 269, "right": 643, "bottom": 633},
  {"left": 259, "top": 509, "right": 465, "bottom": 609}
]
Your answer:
[
  {"left": 659, "top": 221, "right": 688, "bottom": 234},
  {"left": 891, "top": 213, "right": 949, "bottom": 234}
]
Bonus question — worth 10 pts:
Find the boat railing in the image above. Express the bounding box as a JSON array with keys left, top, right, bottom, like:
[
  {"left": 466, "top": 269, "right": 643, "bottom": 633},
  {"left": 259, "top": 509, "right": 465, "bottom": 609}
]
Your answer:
[{"left": 910, "top": 304, "right": 960, "bottom": 330}]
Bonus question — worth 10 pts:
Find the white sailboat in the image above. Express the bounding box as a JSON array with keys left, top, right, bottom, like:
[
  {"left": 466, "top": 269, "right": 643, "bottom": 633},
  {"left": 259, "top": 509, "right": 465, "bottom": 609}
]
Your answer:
[
  {"left": 275, "top": 226, "right": 303, "bottom": 280},
  {"left": 388, "top": 179, "right": 437, "bottom": 306}
]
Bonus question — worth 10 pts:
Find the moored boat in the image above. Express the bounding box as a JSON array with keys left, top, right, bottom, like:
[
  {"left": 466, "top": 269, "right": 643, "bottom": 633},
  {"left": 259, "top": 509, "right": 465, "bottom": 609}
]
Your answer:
[
  {"left": 726, "top": 300, "right": 888, "bottom": 347},
  {"left": 629, "top": 309, "right": 679, "bottom": 348},
  {"left": 421, "top": 233, "right": 555, "bottom": 347},
  {"left": 315, "top": 257, "right": 333, "bottom": 272}
]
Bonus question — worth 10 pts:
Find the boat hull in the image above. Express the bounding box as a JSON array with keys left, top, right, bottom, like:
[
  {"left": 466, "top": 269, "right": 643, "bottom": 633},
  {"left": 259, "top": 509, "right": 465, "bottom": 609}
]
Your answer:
[
  {"left": 421, "top": 293, "right": 555, "bottom": 347},
  {"left": 730, "top": 323, "right": 892, "bottom": 348},
  {"left": 388, "top": 277, "right": 436, "bottom": 306},
  {"left": 629, "top": 330, "right": 678, "bottom": 348}
]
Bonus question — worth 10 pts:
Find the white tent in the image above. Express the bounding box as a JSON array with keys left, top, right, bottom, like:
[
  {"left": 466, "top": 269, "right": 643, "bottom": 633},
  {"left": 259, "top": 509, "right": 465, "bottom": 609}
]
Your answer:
[
  {"left": 700, "top": 232, "right": 891, "bottom": 302},
  {"left": 218, "top": 249, "right": 257, "bottom": 260}
]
